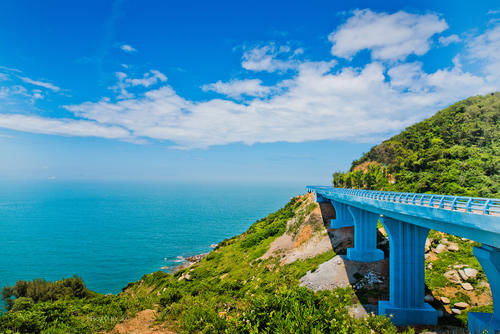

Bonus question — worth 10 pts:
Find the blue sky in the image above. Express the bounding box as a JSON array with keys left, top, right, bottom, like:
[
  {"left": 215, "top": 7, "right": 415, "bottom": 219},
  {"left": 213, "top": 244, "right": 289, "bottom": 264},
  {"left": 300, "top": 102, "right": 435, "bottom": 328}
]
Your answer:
[{"left": 0, "top": 0, "right": 499, "bottom": 184}]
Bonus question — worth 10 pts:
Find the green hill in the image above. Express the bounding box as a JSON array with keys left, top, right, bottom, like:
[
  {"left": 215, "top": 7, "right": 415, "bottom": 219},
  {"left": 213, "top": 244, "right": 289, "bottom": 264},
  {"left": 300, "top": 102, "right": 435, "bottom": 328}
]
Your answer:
[{"left": 333, "top": 92, "right": 500, "bottom": 197}]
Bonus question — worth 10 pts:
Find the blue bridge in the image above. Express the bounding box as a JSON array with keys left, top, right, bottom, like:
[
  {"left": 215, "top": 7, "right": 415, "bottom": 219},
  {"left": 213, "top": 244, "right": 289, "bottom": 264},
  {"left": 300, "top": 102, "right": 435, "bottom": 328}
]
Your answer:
[{"left": 306, "top": 186, "right": 500, "bottom": 333}]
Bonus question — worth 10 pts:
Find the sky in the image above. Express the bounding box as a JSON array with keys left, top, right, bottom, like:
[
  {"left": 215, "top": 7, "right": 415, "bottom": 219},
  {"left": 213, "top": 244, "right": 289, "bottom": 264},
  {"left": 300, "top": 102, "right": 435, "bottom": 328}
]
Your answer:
[{"left": 0, "top": 0, "right": 499, "bottom": 185}]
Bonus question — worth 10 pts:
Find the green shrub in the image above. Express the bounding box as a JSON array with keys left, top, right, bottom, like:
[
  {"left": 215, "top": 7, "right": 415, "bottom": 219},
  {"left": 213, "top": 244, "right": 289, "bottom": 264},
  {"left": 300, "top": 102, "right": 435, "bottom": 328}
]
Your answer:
[{"left": 160, "top": 287, "right": 183, "bottom": 306}]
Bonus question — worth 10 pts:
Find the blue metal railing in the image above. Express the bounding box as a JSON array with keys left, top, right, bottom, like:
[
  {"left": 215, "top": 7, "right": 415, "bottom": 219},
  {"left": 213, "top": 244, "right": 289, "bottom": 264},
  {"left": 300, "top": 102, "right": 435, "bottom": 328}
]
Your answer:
[{"left": 306, "top": 186, "right": 500, "bottom": 216}]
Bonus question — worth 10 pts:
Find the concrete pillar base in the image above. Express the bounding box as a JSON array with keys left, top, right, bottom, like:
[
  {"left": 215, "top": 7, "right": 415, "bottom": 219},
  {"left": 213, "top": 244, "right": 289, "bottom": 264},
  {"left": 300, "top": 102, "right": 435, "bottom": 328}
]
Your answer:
[
  {"left": 468, "top": 312, "right": 500, "bottom": 334},
  {"left": 347, "top": 248, "right": 384, "bottom": 262},
  {"left": 379, "top": 301, "right": 437, "bottom": 326}
]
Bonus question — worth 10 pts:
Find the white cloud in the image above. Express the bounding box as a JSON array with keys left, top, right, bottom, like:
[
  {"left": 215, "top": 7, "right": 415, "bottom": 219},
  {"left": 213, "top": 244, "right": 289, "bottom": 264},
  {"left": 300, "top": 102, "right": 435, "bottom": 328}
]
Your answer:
[
  {"left": 31, "top": 89, "right": 44, "bottom": 101},
  {"left": 329, "top": 9, "right": 448, "bottom": 61},
  {"left": 120, "top": 44, "right": 137, "bottom": 53},
  {"left": 60, "top": 58, "right": 494, "bottom": 149},
  {"left": 0, "top": 11, "right": 497, "bottom": 149},
  {"left": 241, "top": 44, "right": 299, "bottom": 72},
  {"left": 201, "top": 79, "right": 272, "bottom": 99},
  {"left": 19, "top": 76, "right": 60, "bottom": 92},
  {"left": 439, "top": 34, "right": 460, "bottom": 46},
  {"left": 0, "top": 114, "right": 130, "bottom": 139},
  {"left": 465, "top": 25, "right": 500, "bottom": 84}
]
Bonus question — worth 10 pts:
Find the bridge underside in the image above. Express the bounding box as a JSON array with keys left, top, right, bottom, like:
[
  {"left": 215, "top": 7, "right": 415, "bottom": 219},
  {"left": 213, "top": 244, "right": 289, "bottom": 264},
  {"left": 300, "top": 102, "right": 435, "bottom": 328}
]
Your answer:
[{"left": 311, "top": 189, "right": 499, "bottom": 333}]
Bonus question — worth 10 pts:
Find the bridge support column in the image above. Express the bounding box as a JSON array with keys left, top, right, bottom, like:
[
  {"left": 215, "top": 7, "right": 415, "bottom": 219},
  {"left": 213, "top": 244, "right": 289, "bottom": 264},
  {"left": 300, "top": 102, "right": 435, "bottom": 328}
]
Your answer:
[
  {"left": 330, "top": 201, "right": 354, "bottom": 229},
  {"left": 346, "top": 206, "right": 384, "bottom": 262},
  {"left": 468, "top": 245, "right": 500, "bottom": 334},
  {"left": 379, "top": 217, "right": 437, "bottom": 326}
]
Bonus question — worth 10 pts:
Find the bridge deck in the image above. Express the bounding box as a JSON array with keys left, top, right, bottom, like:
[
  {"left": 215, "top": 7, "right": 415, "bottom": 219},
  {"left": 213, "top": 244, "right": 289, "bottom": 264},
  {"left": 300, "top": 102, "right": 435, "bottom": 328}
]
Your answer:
[
  {"left": 307, "top": 186, "right": 500, "bottom": 247},
  {"left": 307, "top": 186, "right": 500, "bottom": 216}
]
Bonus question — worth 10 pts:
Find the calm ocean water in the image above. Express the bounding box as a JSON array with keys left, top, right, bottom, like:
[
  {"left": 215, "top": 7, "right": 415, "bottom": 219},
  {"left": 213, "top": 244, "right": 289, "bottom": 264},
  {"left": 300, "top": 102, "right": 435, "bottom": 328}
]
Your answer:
[{"left": 0, "top": 181, "right": 303, "bottom": 295}]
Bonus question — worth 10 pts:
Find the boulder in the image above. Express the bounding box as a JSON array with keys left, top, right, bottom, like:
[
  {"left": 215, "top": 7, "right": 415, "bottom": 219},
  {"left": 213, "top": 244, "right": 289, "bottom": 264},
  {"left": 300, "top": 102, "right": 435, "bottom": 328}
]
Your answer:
[
  {"left": 451, "top": 308, "right": 461, "bottom": 315},
  {"left": 441, "top": 297, "right": 450, "bottom": 304},
  {"left": 424, "top": 295, "right": 434, "bottom": 302},
  {"left": 458, "top": 269, "right": 468, "bottom": 281},
  {"left": 435, "top": 244, "right": 447, "bottom": 254},
  {"left": 444, "top": 270, "right": 462, "bottom": 284},
  {"left": 454, "top": 302, "right": 469, "bottom": 309},
  {"left": 461, "top": 282, "right": 474, "bottom": 291},
  {"left": 425, "top": 239, "right": 432, "bottom": 252},
  {"left": 448, "top": 242, "right": 459, "bottom": 252},
  {"left": 464, "top": 268, "right": 478, "bottom": 279}
]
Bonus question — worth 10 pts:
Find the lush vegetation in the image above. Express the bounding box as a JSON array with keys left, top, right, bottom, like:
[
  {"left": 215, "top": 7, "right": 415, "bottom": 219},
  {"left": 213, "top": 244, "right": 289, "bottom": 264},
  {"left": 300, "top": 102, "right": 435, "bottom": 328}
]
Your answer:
[
  {"left": 0, "top": 276, "right": 154, "bottom": 333},
  {"left": 333, "top": 92, "right": 500, "bottom": 197},
  {"left": 333, "top": 93, "right": 498, "bottom": 327},
  {"left": 0, "top": 196, "right": 405, "bottom": 333}
]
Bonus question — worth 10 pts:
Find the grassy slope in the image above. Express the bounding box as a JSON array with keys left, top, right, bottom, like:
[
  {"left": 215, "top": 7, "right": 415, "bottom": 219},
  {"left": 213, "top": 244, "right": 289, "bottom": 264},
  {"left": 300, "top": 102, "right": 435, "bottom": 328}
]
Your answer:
[{"left": 128, "top": 195, "right": 400, "bottom": 333}]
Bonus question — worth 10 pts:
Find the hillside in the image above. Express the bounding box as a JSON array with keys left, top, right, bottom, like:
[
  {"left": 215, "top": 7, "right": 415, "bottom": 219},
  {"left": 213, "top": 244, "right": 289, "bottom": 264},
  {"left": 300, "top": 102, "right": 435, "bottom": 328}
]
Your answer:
[{"left": 333, "top": 92, "right": 500, "bottom": 197}]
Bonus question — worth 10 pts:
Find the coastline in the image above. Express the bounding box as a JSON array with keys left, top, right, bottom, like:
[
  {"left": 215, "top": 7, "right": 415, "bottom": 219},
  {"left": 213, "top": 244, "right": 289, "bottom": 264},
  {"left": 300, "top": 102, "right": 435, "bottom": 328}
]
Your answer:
[
  {"left": 171, "top": 253, "right": 208, "bottom": 273},
  {"left": 160, "top": 244, "right": 217, "bottom": 273}
]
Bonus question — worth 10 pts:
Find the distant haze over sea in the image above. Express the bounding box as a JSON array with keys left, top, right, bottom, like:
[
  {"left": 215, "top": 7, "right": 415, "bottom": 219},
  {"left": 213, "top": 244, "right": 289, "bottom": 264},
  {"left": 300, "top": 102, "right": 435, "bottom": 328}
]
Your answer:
[{"left": 0, "top": 181, "right": 303, "bottom": 294}]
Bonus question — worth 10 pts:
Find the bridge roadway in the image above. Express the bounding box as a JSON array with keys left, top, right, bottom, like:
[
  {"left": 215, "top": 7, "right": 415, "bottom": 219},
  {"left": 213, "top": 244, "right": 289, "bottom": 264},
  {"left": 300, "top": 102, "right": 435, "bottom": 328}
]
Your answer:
[{"left": 306, "top": 186, "right": 500, "bottom": 334}]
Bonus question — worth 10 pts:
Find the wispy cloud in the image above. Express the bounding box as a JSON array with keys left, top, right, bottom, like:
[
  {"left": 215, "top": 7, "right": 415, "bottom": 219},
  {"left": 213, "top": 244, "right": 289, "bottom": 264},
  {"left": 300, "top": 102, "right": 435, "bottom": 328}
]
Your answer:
[
  {"left": 439, "top": 34, "right": 460, "bottom": 46},
  {"left": 201, "top": 79, "right": 272, "bottom": 99},
  {"left": 120, "top": 44, "right": 137, "bottom": 53},
  {"left": 464, "top": 25, "right": 500, "bottom": 85},
  {"left": 0, "top": 66, "right": 22, "bottom": 73},
  {"left": 109, "top": 70, "right": 167, "bottom": 99},
  {"left": 0, "top": 114, "right": 130, "bottom": 139},
  {"left": 19, "top": 76, "right": 60, "bottom": 92},
  {"left": 241, "top": 43, "right": 301, "bottom": 72}
]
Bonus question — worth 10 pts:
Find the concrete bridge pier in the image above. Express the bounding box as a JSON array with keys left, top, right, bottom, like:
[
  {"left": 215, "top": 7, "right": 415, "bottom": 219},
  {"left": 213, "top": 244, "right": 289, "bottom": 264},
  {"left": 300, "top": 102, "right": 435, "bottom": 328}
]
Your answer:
[
  {"left": 345, "top": 206, "right": 384, "bottom": 262},
  {"left": 330, "top": 201, "right": 354, "bottom": 229},
  {"left": 379, "top": 217, "right": 438, "bottom": 326},
  {"left": 468, "top": 245, "right": 500, "bottom": 334}
]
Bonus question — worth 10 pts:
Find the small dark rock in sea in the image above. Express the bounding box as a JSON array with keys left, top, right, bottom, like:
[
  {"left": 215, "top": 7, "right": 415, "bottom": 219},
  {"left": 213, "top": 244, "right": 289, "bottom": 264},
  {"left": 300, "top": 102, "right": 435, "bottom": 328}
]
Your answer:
[
  {"left": 185, "top": 253, "right": 208, "bottom": 262},
  {"left": 172, "top": 253, "right": 208, "bottom": 273}
]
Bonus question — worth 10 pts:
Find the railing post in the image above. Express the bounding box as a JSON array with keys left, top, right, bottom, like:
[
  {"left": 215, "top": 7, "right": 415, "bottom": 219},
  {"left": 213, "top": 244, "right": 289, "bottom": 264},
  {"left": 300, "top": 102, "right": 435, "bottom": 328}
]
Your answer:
[
  {"left": 484, "top": 199, "right": 492, "bottom": 215},
  {"left": 378, "top": 216, "right": 437, "bottom": 326},
  {"left": 468, "top": 245, "right": 500, "bottom": 333},
  {"left": 345, "top": 206, "right": 384, "bottom": 262}
]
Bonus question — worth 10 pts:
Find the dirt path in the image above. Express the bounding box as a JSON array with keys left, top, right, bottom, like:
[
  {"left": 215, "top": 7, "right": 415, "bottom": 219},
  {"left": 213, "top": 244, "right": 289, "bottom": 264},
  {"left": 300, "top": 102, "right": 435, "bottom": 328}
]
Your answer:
[{"left": 108, "top": 309, "right": 175, "bottom": 334}]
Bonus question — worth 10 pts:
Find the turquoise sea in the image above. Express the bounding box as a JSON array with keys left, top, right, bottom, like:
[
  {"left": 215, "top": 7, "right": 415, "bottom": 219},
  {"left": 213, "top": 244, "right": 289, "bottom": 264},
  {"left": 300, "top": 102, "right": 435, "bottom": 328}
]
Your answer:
[{"left": 0, "top": 181, "right": 303, "bottom": 295}]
